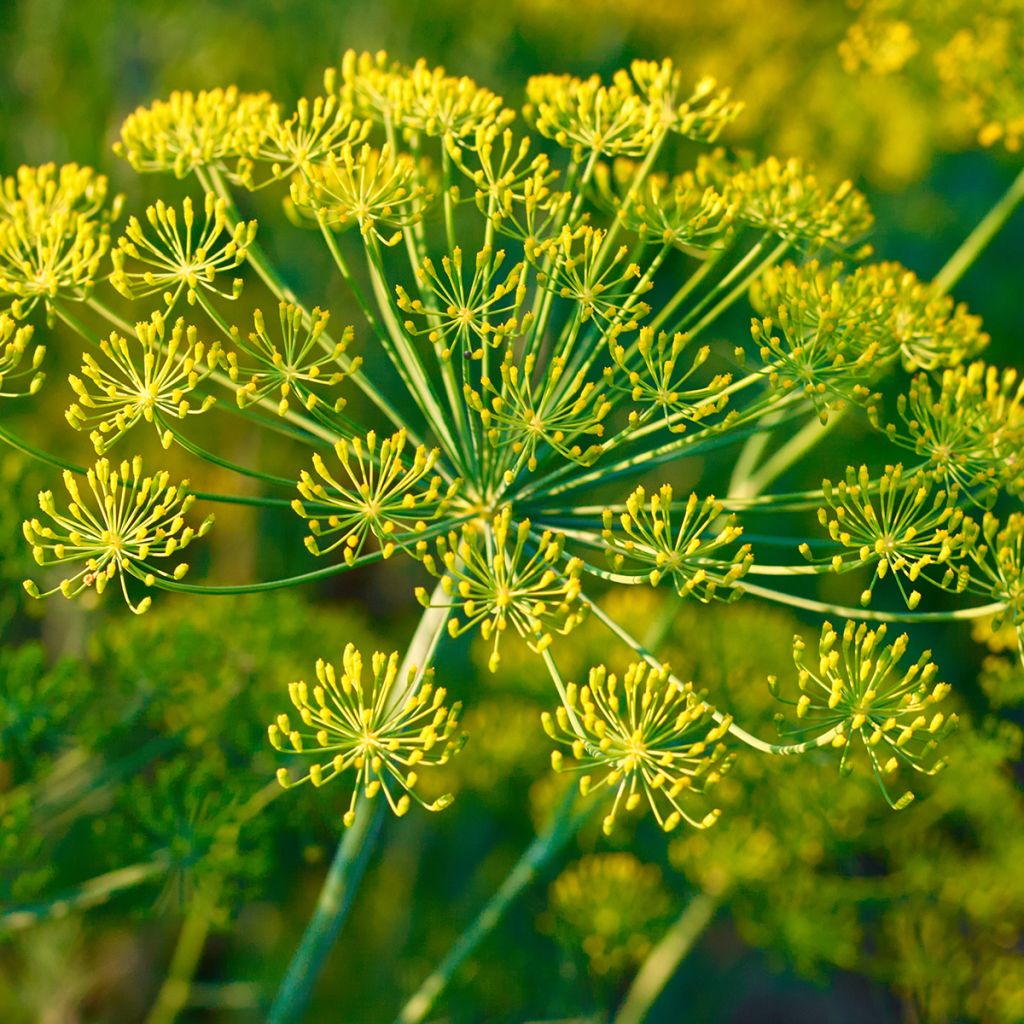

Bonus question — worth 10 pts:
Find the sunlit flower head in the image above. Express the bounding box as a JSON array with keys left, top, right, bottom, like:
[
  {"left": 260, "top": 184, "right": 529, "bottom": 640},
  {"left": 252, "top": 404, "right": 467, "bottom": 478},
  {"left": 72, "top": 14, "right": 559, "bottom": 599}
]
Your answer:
[
  {"left": 111, "top": 193, "right": 256, "bottom": 308},
  {"left": 543, "top": 661, "right": 732, "bottom": 834},
  {"left": 769, "top": 620, "right": 956, "bottom": 808},
  {"left": 66, "top": 310, "right": 220, "bottom": 452},
  {"left": 23, "top": 457, "right": 213, "bottom": 614},
  {"left": 269, "top": 643, "right": 463, "bottom": 825}
]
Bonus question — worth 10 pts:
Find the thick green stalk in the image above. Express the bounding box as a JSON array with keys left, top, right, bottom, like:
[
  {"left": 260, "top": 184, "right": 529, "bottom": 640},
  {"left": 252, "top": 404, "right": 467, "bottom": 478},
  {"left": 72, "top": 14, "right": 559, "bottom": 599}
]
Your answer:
[
  {"left": 394, "top": 785, "right": 589, "bottom": 1024},
  {"left": 613, "top": 893, "right": 719, "bottom": 1024},
  {"left": 932, "top": 164, "right": 1024, "bottom": 297},
  {"left": 267, "top": 589, "right": 452, "bottom": 1024},
  {"left": 267, "top": 800, "right": 385, "bottom": 1024}
]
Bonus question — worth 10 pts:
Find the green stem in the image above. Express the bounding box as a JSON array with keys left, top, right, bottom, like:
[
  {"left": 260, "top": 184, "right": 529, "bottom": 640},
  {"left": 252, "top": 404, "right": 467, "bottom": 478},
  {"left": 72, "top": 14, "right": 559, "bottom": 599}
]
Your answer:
[
  {"left": 613, "top": 893, "right": 718, "bottom": 1024},
  {"left": 0, "top": 421, "right": 303, "bottom": 512},
  {"left": 267, "top": 800, "right": 385, "bottom": 1024},
  {"left": 392, "top": 541, "right": 706, "bottom": 1024},
  {"left": 738, "top": 581, "right": 1006, "bottom": 624},
  {"left": 267, "top": 588, "right": 452, "bottom": 1024},
  {"left": 394, "top": 784, "right": 589, "bottom": 1024},
  {"left": 932, "top": 164, "right": 1024, "bottom": 297}
]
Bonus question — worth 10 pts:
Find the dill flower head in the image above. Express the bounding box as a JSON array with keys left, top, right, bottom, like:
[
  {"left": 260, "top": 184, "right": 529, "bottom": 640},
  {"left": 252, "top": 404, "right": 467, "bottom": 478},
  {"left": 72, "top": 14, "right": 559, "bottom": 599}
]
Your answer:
[
  {"left": 226, "top": 303, "right": 361, "bottom": 415},
  {"left": 802, "top": 464, "right": 968, "bottom": 609},
  {"left": 465, "top": 348, "right": 611, "bottom": 483},
  {"left": 22, "top": 456, "right": 213, "bottom": 614},
  {"left": 548, "top": 853, "right": 672, "bottom": 977},
  {"left": 417, "top": 508, "right": 586, "bottom": 671},
  {"left": 293, "top": 429, "right": 455, "bottom": 562},
  {"left": 602, "top": 485, "right": 752, "bottom": 601},
  {"left": 110, "top": 193, "right": 257, "bottom": 307},
  {"left": 0, "top": 163, "right": 120, "bottom": 320},
  {"left": 394, "top": 57, "right": 513, "bottom": 139},
  {"left": 605, "top": 326, "right": 733, "bottom": 433},
  {"left": 749, "top": 261, "right": 890, "bottom": 419},
  {"left": 115, "top": 87, "right": 273, "bottom": 178},
  {"left": 727, "top": 155, "right": 874, "bottom": 251},
  {"left": 525, "top": 60, "right": 739, "bottom": 160},
  {"left": 539, "top": 224, "right": 652, "bottom": 329},
  {"left": 0, "top": 314, "right": 45, "bottom": 399},
  {"left": 26, "top": 50, "right": 1011, "bottom": 841},
  {"left": 233, "top": 94, "right": 369, "bottom": 190},
  {"left": 395, "top": 245, "right": 528, "bottom": 361},
  {"left": 65, "top": 310, "right": 220, "bottom": 452},
  {"left": 856, "top": 261, "right": 988, "bottom": 370},
  {"left": 268, "top": 643, "right": 463, "bottom": 826},
  {"left": 543, "top": 661, "right": 732, "bottom": 834},
  {"left": 879, "top": 361, "right": 1024, "bottom": 500},
  {"left": 289, "top": 143, "right": 432, "bottom": 245},
  {"left": 769, "top": 620, "right": 957, "bottom": 808},
  {"left": 965, "top": 513, "right": 1024, "bottom": 655},
  {"left": 329, "top": 50, "right": 513, "bottom": 139},
  {"left": 605, "top": 166, "right": 736, "bottom": 252}
]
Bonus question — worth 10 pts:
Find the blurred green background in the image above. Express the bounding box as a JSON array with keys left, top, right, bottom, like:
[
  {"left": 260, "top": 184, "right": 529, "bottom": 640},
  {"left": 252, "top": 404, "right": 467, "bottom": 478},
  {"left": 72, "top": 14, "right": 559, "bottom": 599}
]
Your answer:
[{"left": 2, "top": 1, "right": 1023, "bottom": 1021}]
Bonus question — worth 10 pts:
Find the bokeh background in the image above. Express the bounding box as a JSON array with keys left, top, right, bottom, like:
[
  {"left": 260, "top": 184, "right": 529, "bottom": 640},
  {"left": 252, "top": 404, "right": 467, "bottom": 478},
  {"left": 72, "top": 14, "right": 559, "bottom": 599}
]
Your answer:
[{"left": 1, "top": 1, "right": 1023, "bottom": 1021}]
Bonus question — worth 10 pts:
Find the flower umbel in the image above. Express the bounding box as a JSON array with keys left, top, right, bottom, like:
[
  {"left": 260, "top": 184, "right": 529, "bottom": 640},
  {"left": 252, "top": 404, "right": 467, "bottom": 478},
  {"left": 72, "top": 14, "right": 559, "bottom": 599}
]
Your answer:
[
  {"left": 226, "top": 303, "right": 360, "bottom": 416},
  {"left": 769, "top": 621, "right": 956, "bottom": 808},
  {"left": 22, "top": 457, "right": 213, "bottom": 614},
  {"left": 602, "top": 485, "right": 753, "bottom": 601},
  {"left": 115, "top": 87, "right": 272, "bottom": 178},
  {"left": 802, "top": 464, "right": 968, "bottom": 608},
  {"left": 65, "top": 311, "right": 220, "bottom": 452},
  {"left": 543, "top": 661, "right": 732, "bottom": 834},
  {"left": 111, "top": 194, "right": 256, "bottom": 308},
  {"left": 417, "top": 508, "right": 585, "bottom": 671},
  {"left": 269, "top": 644, "right": 463, "bottom": 826},
  {"left": 294, "top": 429, "right": 454, "bottom": 562},
  {"left": 0, "top": 163, "right": 120, "bottom": 319}
]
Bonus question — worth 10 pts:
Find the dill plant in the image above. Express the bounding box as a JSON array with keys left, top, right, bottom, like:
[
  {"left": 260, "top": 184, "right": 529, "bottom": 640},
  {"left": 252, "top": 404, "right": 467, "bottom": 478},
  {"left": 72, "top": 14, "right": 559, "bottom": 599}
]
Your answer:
[{"left": 1, "top": 50, "right": 1023, "bottom": 1021}]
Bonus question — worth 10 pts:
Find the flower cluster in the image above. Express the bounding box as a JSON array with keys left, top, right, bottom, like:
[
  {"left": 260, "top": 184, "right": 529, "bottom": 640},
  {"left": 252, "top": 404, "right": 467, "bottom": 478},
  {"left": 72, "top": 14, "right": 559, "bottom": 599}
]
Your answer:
[
  {"left": 0, "top": 163, "right": 121, "bottom": 319},
  {"left": 293, "top": 430, "right": 454, "bottom": 562},
  {"left": 269, "top": 644, "right": 463, "bottom": 826},
  {"left": 802, "top": 464, "right": 968, "bottom": 608},
  {"left": 22, "top": 457, "right": 213, "bottom": 614},
  {"left": 115, "top": 87, "right": 272, "bottom": 178},
  {"left": 5, "top": 50, "right": 1017, "bottom": 839},
  {"left": 605, "top": 327, "right": 733, "bottom": 432},
  {"left": 602, "top": 485, "right": 752, "bottom": 601},
  {"left": 543, "top": 661, "right": 732, "bottom": 834},
  {"left": 548, "top": 853, "right": 671, "bottom": 977},
  {"left": 876, "top": 361, "right": 1024, "bottom": 500},
  {"left": 65, "top": 311, "right": 219, "bottom": 452},
  {"left": 769, "top": 621, "right": 956, "bottom": 807},
  {"left": 290, "top": 143, "right": 431, "bottom": 244},
  {"left": 225, "top": 303, "right": 360, "bottom": 415},
  {"left": 110, "top": 194, "right": 256, "bottom": 307},
  {"left": 417, "top": 509, "right": 585, "bottom": 671}
]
